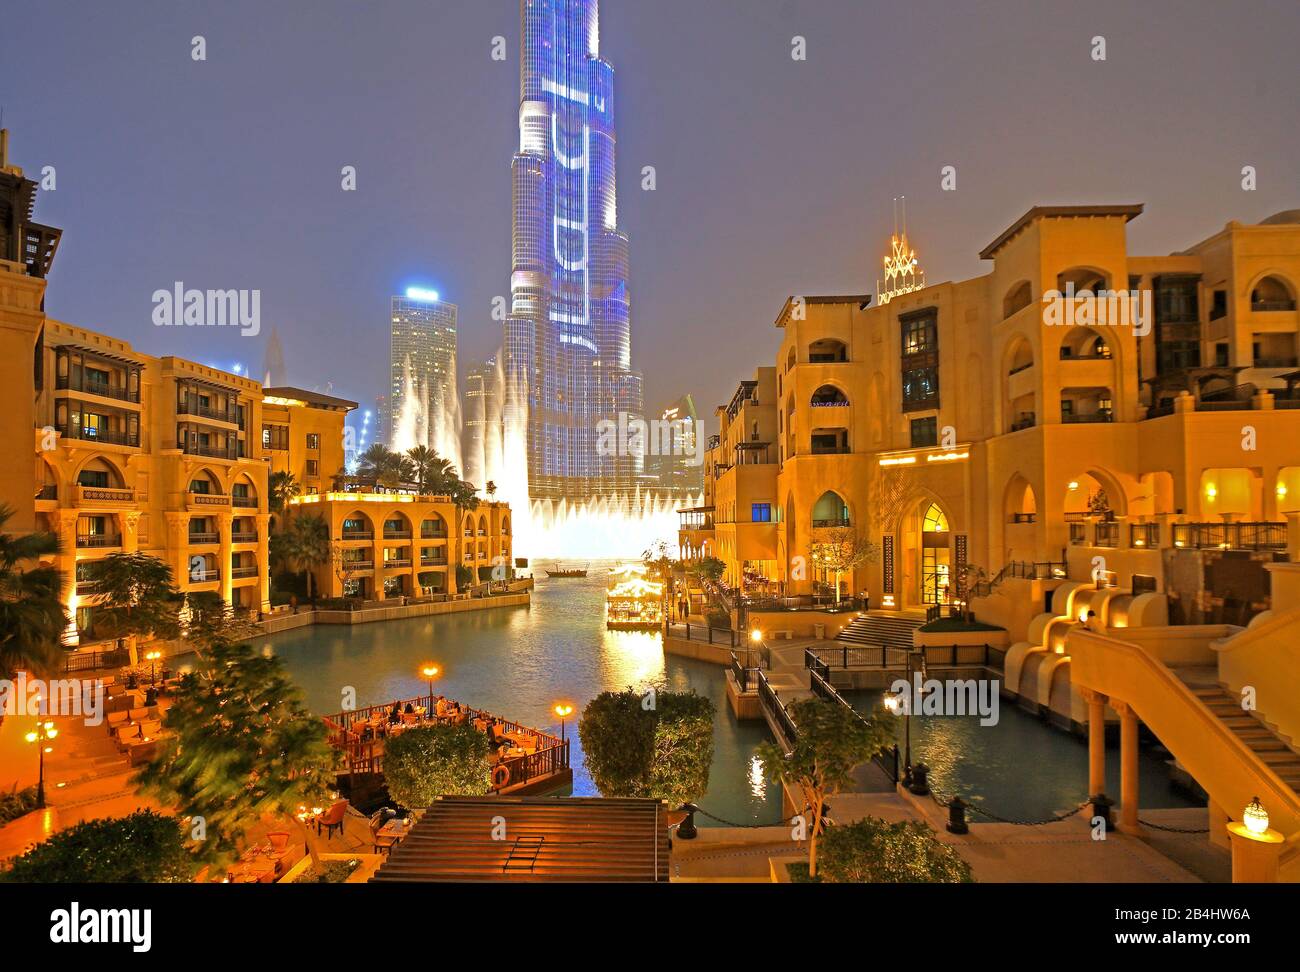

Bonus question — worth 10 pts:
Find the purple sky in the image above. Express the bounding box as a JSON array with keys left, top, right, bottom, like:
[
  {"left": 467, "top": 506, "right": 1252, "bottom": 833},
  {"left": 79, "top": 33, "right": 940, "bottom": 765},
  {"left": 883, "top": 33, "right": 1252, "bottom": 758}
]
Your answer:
[{"left": 3, "top": 0, "right": 1297, "bottom": 421}]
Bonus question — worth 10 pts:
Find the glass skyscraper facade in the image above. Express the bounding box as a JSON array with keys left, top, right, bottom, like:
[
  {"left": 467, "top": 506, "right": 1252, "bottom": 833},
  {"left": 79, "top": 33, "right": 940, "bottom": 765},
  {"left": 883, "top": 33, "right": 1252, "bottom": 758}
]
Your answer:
[
  {"left": 390, "top": 291, "right": 457, "bottom": 446},
  {"left": 505, "top": 0, "right": 644, "bottom": 502}
]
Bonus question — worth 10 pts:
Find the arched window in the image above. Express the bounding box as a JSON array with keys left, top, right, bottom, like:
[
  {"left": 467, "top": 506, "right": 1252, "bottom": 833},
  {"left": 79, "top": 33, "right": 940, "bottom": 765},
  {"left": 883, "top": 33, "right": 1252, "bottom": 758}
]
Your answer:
[
  {"left": 808, "top": 339, "right": 847, "bottom": 363},
  {"left": 812, "top": 491, "right": 849, "bottom": 528},
  {"left": 810, "top": 385, "right": 849, "bottom": 407},
  {"left": 1003, "top": 281, "right": 1032, "bottom": 319},
  {"left": 920, "top": 502, "right": 950, "bottom": 605},
  {"left": 1252, "top": 275, "right": 1296, "bottom": 311}
]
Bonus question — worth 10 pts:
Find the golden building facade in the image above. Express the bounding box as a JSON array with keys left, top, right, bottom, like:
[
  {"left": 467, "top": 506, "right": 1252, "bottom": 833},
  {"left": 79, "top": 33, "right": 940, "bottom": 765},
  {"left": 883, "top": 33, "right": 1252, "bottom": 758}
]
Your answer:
[{"left": 687, "top": 205, "right": 1300, "bottom": 633}]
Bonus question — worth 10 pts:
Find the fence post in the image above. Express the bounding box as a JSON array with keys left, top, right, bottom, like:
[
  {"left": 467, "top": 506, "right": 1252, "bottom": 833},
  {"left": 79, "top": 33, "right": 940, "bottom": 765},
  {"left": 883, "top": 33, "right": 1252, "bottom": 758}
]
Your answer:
[{"left": 946, "top": 796, "right": 970, "bottom": 835}]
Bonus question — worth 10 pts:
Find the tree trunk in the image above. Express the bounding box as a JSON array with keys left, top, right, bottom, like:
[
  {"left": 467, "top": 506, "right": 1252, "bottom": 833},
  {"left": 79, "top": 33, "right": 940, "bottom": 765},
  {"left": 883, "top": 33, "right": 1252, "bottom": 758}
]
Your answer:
[
  {"left": 292, "top": 815, "right": 323, "bottom": 868},
  {"left": 808, "top": 794, "right": 825, "bottom": 878}
]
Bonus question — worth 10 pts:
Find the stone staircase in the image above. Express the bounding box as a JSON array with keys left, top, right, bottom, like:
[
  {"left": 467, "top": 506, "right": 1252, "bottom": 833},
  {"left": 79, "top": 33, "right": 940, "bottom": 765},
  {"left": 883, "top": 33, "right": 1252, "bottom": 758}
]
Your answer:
[
  {"left": 1176, "top": 667, "right": 1300, "bottom": 793},
  {"left": 836, "top": 612, "right": 923, "bottom": 649}
]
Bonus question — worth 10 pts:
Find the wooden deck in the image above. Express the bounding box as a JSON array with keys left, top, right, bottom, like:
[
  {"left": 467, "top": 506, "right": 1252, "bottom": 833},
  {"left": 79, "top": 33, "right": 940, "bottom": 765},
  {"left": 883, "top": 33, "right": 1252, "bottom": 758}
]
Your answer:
[
  {"left": 322, "top": 697, "right": 571, "bottom": 796},
  {"left": 370, "top": 797, "right": 671, "bottom": 882}
]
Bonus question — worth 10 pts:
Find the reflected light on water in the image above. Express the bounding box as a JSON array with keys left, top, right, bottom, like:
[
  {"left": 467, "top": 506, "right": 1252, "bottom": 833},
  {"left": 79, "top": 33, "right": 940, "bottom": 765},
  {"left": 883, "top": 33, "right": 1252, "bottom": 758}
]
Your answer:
[{"left": 748, "top": 755, "right": 768, "bottom": 800}]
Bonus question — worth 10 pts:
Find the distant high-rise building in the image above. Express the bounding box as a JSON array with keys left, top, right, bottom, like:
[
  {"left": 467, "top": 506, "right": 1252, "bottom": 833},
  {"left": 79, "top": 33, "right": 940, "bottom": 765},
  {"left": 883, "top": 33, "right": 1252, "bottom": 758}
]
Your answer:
[
  {"left": 645, "top": 394, "right": 704, "bottom": 499},
  {"left": 463, "top": 356, "right": 501, "bottom": 490},
  {"left": 504, "top": 0, "right": 644, "bottom": 503},
  {"left": 262, "top": 327, "right": 287, "bottom": 387},
  {"left": 390, "top": 288, "right": 457, "bottom": 448},
  {"left": 374, "top": 393, "right": 390, "bottom": 447}
]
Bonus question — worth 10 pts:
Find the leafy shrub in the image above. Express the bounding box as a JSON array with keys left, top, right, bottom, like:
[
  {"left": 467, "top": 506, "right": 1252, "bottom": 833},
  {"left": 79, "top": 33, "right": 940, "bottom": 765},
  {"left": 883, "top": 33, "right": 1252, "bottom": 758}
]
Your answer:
[
  {"left": 1, "top": 811, "right": 195, "bottom": 883},
  {"left": 382, "top": 723, "right": 492, "bottom": 809},
  {"left": 818, "top": 816, "right": 974, "bottom": 883}
]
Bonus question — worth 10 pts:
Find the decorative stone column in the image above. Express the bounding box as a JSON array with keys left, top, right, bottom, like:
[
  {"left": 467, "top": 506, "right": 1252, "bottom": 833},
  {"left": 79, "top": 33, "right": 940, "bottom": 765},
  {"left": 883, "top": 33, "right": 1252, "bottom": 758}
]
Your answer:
[
  {"left": 372, "top": 535, "right": 385, "bottom": 600},
  {"left": 1112, "top": 699, "right": 1142, "bottom": 834},
  {"left": 1079, "top": 687, "right": 1108, "bottom": 797},
  {"left": 256, "top": 513, "right": 272, "bottom": 613},
  {"left": 218, "top": 513, "right": 233, "bottom": 605},
  {"left": 56, "top": 509, "right": 80, "bottom": 647}
]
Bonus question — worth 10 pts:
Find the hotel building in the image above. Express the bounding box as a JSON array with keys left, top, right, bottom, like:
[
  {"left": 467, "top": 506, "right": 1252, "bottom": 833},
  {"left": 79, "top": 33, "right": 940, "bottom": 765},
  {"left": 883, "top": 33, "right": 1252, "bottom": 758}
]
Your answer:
[{"left": 686, "top": 205, "right": 1300, "bottom": 629}]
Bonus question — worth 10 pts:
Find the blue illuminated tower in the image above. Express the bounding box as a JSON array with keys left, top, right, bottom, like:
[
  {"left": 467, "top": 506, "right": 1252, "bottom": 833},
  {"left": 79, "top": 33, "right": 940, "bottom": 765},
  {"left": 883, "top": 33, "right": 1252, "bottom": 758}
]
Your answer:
[{"left": 505, "top": 0, "right": 644, "bottom": 503}]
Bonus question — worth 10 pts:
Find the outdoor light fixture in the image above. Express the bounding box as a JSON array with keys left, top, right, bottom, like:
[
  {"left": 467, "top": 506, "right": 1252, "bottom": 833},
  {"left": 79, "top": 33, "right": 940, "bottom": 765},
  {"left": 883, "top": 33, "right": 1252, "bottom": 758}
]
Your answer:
[
  {"left": 145, "top": 649, "right": 162, "bottom": 684},
  {"left": 25, "top": 720, "right": 58, "bottom": 808},
  {"left": 420, "top": 663, "right": 441, "bottom": 713},
  {"left": 1068, "top": 481, "right": 1080, "bottom": 490},
  {"left": 405, "top": 287, "right": 441, "bottom": 303},
  {"left": 553, "top": 703, "right": 574, "bottom": 742},
  {"left": 750, "top": 629, "right": 763, "bottom": 643},
  {"left": 1243, "top": 796, "right": 1269, "bottom": 835},
  {"left": 1206, "top": 483, "right": 1218, "bottom": 500}
]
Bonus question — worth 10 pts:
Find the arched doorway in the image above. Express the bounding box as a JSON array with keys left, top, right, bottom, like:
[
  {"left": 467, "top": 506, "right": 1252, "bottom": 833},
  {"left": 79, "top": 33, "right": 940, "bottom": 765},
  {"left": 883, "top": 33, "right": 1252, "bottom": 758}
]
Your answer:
[{"left": 918, "top": 502, "right": 951, "bottom": 606}]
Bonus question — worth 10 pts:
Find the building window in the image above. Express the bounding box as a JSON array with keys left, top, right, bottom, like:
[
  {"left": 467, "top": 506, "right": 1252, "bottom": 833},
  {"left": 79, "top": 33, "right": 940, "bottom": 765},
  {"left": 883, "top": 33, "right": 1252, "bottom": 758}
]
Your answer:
[
  {"left": 1210, "top": 290, "right": 1228, "bottom": 321},
  {"left": 306, "top": 460, "right": 319, "bottom": 477},
  {"left": 899, "top": 309, "right": 939, "bottom": 412},
  {"left": 306, "top": 433, "right": 320, "bottom": 450},
  {"left": 262, "top": 425, "right": 289, "bottom": 451},
  {"left": 910, "top": 417, "right": 937, "bottom": 448},
  {"left": 751, "top": 503, "right": 772, "bottom": 523},
  {"left": 1215, "top": 343, "right": 1229, "bottom": 367},
  {"left": 77, "top": 469, "right": 109, "bottom": 488}
]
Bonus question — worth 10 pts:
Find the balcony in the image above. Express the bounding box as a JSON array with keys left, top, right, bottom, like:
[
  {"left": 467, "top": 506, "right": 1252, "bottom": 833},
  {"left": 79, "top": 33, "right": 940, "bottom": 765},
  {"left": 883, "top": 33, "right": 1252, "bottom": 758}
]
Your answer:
[
  {"left": 36, "top": 484, "right": 58, "bottom": 501},
  {"left": 420, "top": 556, "right": 448, "bottom": 567},
  {"left": 1094, "top": 522, "right": 1119, "bottom": 548},
  {"left": 341, "top": 530, "right": 374, "bottom": 542},
  {"left": 383, "top": 530, "right": 413, "bottom": 540},
  {"left": 181, "top": 440, "right": 238, "bottom": 460},
  {"left": 1172, "top": 522, "right": 1286, "bottom": 551},
  {"left": 231, "top": 531, "right": 258, "bottom": 543},
  {"left": 1130, "top": 523, "right": 1161, "bottom": 548},
  {"left": 57, "top": 375, "right": 139, "bottom": 403},
  {"left": 342, "top": 559, "right": 374, "bottom": 571},
  {"left": 76, "top": 533, "right": 121, "bottom": 549},
  {"left": 177, "top": 399, "right": 236, "bottom": 423},
  {"left": 1010, "top": 413, "right": 1036, "bottom": 432},
  {"left": 189, "top": 568, "right": 220, "bottom": 583},
  {"left": 231, "top": 494, "right": 258, "bottom": 508},
  {"left": 421, "top": 530, "right": 447, "bottom": 540},
  {"left": 230, "top": 565, "right": 259, "bottom": 579},
  {"left": 77, "top": 486, "right": 138, "bottom": 506},
  {"left": 187, "top": 492, "right": 232, "bottom": 509},
  {"left": 1062, "top": 411, "right": 1114, "bottom": 424},
  {"left": 812, "top": 517, "right": 851, "bottom": 529},
  {"left": 383, "top": 558, "right": 413, "bottom": 569},
  {"left": 60, "top": 425, "right": 139, "bottom": 448},
  {"left": 188, "top": 532, "right": 219, "bottom": 544}
]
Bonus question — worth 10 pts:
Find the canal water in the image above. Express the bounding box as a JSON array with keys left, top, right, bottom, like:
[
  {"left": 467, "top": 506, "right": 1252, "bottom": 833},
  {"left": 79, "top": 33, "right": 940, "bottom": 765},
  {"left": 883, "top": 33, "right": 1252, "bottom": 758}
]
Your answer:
[{"left": 265, "top": 571, "right": 1198, "bottom": 826}]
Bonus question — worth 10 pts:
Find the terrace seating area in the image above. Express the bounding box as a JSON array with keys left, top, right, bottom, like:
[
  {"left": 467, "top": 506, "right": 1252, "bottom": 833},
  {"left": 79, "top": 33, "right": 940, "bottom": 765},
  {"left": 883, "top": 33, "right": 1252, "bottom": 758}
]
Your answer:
[
  {"left": 98, "top": 673, "right": 177, "bottom": 766},
  {"left": 323, "top": 696, "right": 571, "bottom": 795}
]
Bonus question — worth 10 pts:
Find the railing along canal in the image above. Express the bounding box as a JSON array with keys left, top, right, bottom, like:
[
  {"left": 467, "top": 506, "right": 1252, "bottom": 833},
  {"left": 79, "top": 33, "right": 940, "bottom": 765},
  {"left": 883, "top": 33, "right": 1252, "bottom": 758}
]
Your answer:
[{"left": 322, "top": 696, "right": 570, "bottom": 793}]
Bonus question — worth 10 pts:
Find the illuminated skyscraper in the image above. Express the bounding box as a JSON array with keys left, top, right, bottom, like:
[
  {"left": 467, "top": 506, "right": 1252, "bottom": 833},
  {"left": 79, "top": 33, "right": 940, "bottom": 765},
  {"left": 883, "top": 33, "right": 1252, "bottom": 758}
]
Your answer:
[
  {"left": 505, "top": 0, "right": 644, "bottom": 502},
  {"left": 390, "top": 288, "right": 458, "bottom": 450}
]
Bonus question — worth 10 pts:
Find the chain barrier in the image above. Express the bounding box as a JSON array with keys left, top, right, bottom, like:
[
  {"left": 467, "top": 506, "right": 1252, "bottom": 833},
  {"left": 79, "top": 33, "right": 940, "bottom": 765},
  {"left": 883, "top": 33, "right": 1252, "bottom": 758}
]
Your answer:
[
  {"left": 1137, "top": 818, "right": 1210, "bottom": 834},
  {"left": 929, "top": 788, "right": 1092, "bottom": 826},
  {"left": 690, "top": 804, "right": 811, "bottom": 829}
]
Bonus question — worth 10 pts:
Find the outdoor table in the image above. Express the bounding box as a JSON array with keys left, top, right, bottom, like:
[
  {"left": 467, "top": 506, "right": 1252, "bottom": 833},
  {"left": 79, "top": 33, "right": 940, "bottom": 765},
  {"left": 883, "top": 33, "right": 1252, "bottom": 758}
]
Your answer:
[{"left": 377, "top": 819, "right": 409, "bottom": 842}]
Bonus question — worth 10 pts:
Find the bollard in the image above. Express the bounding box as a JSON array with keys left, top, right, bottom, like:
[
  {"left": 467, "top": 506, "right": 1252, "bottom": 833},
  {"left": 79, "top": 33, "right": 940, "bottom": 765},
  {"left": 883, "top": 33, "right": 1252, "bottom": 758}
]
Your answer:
[
  {"left": 1090, "top": 793, "right": 1114, "bottom": 833},
  {"left": 677, "top": 803, "right": 698, "bottom": 840},
  {"left": 946, "top": 796, "right": 969, "bottom": 835},
  {"left": 909, "top": 761, "right": 930, "bottom": 796}
]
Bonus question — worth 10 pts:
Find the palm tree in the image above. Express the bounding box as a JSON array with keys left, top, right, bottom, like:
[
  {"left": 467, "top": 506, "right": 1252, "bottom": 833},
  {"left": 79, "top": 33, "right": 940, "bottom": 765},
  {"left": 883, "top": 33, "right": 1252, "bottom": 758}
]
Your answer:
[
  {"left": 405, "top": 445, "right": 443, "bottom": 494},
  {"left": 0, "top": 506, "right": 68, "bottom": 679},
  {"left": 268, "top": 471, "right": 300, "bottom": 518},
  {"left": 485, "top": 480, "right": 497, "bottom": 499},
  {"left": 357, "top": 444, "right": 414, "bottom": 490},
  {"left": 274, "top": 515, "right": 331, "bottom": 600}
]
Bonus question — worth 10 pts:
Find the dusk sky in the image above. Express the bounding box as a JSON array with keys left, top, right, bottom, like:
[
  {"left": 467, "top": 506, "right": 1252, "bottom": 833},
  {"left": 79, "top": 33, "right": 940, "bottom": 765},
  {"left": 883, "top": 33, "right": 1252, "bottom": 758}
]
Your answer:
[{"left": 3, "top": 0, "right": 1297, "bottom": 422}]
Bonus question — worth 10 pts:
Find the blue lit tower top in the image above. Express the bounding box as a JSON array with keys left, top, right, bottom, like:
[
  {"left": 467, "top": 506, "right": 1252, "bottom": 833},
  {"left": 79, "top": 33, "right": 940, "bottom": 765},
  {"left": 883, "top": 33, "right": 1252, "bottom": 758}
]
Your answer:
[{"left": 507, "top": 0, "right": 643, "bottom": 502}]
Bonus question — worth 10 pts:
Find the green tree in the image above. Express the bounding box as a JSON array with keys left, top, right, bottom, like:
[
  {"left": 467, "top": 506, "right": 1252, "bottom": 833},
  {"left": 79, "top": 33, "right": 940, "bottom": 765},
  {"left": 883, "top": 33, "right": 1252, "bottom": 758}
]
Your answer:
[
  {"left": 642, "top": 540, "right": 677, "bottom": 617},
  {"left": 0, "top": 505, "right": 68, "bottom": 679},
  {"left": 818, "top": 816, "right": 973, "bottom": 883},
  {"left": 271, "top": 514, "right": 331, "bottom": 600},
  {"left": 690, "top": 556, "right": 726, "bottom": 587},
  {"left": 81, "top": 552, "right": 182, "bottom": 656},
  {"left": 135, "top": 638, "right": 339, "bottom": 868},
  {"left": 756, "top": 697, "right": 895, "bottom": 878},
  {"left": 485, "top": 480, "right": 497, "bottom": 498},
  {"left": 810, "top": 526, "right": 880, "bottom": 603},
  {"left": 579, "top": 687, "right": 714, "bottom": 805},
  {"left": 0, "top": 810, "right": 196, "bottom": 883},
  {"left": 382, "top": 723, "right": 492, "bottom": 809},
  {"left": 183, "top": 590, "right": 261, "bottom": 653},
  {"left": 404, "top": 445, "right": 438, "bottom": 493},
  {"left": 268, "top": 470, "right": 300, "bottom": 519},
  {"left": 357, "top": 444, "right": 414, "bottom": 489}
]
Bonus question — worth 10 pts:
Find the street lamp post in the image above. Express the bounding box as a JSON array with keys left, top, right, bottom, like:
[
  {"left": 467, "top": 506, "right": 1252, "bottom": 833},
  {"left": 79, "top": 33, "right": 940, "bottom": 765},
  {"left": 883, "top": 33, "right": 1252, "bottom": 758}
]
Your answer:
[
  {"left": 24, "top": 721, "right": 58, "bottom": 809},
  {"left": 883, "top": 650, "right": 926, "bottom": 790},
  {"left": 419, "top": 663, "right": 440, "bottom": 715},
  {"left": 145, "top": 649, "right": 162, "bottom": 685},
  {"left": 553, "top": 703, "right": 573, "bottom": 743}
]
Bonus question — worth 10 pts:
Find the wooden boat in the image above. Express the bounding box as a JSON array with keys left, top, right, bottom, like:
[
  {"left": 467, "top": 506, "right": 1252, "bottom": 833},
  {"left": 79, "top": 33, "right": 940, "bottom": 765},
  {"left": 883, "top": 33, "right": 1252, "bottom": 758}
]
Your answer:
[{"left": 542, "top": 563, "right": 588, "bottom": 578}]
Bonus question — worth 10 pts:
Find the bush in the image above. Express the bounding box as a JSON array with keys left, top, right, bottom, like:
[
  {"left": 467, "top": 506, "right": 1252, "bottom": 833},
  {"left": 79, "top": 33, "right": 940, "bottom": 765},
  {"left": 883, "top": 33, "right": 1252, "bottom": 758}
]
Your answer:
[
  {"left": 579, "top": 687, "right": 714, "bottom": 805},
  {"left": 455, "top": 565, "right": 475, "bottom": 589},
  {"left": 817, "top": 816, "right": 974, "bottom": 883},
  {"left": 1, "top": 811, "right": 195, "bottom": 883},
  {"left": 0, "top": 785, "right": 40, "bottom": 826},
  {"left": 382, "top": 723, "right": 492, "bottom": 809},
  {"left": 291, "top": 858, "right": 359, "bottom": 883}
]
